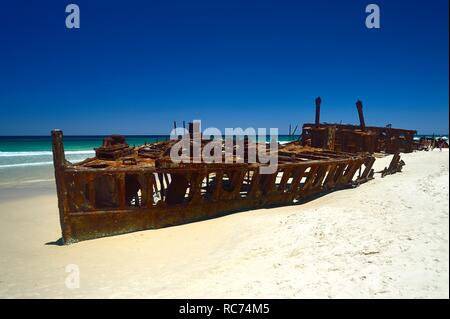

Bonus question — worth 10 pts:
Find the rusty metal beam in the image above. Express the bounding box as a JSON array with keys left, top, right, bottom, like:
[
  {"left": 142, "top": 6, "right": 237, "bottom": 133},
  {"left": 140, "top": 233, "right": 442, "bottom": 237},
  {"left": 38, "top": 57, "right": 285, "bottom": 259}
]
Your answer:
[{"left": 51, "top": 130, "right": 377, "bottom": 244}]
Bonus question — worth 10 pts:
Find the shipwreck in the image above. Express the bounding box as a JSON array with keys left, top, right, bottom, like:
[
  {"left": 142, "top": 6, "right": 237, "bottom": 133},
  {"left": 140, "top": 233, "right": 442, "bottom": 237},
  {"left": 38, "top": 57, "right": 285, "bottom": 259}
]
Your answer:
[
  {"left": 51, "top": 128, "right": 378, "bottom": 244},
  {"left": 301, "top": 97, "right": 417, "bottom": 154}
]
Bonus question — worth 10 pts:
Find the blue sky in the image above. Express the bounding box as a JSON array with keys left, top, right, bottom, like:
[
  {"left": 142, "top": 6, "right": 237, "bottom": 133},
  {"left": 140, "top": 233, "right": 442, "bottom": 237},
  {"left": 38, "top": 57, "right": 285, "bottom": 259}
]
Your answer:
[{"left": 0, "top": 0, "right": 448, "bottom": 135}]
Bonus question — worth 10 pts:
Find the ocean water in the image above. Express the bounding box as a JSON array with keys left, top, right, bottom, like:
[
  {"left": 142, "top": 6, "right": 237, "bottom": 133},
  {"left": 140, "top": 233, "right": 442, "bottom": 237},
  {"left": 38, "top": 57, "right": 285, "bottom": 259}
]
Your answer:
[
  {"left": 1, "top": 134, "right": 447, "bottom": 189},
  {"left": 0, "top": 135, "right": 299, "bottom": 188}
]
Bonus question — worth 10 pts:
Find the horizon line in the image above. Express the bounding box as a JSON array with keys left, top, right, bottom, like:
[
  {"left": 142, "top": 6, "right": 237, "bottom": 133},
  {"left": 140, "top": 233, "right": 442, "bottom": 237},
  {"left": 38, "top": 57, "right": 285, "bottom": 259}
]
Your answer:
[{"left": 0, "top": 133, "right": 449, "bottom": 138}]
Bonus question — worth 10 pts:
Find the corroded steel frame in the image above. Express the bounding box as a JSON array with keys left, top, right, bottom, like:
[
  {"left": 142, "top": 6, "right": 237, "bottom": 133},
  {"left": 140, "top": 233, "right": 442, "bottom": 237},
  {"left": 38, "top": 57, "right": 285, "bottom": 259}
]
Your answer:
[
  {"left": 301, "top": 98, "right": 417, "bottom": 154},
  {"left": 302, "top": 123, "right": 416, "bottom": 153},
  {"left": 377, "top": 153, "right": 405, "bottom": 177},
  {"left": 52, "top": 130, "right": 375, "bottom": 244}
]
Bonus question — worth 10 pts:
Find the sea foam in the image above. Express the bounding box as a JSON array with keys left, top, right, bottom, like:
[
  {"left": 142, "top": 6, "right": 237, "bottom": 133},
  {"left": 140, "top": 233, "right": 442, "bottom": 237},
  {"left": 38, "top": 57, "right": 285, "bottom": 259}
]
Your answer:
[
  {"left": 0, "top": 150, "right": 95, "bottom": 157},
  {"left": 0, "top": 161, "right": 54, "bottom": 169}
]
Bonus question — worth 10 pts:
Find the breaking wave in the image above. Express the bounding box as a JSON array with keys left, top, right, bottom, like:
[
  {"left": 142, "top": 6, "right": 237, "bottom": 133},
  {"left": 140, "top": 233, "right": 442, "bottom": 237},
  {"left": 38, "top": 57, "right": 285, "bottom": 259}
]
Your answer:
[
  {"left": 0, "top": 161, "right": 54, "bottom": 169},
  {"left": 0, "top": 150, "right": 95, "bottom": 157},
  {"left": 0, "top": 150, "right": 94, "bottom": 170}
]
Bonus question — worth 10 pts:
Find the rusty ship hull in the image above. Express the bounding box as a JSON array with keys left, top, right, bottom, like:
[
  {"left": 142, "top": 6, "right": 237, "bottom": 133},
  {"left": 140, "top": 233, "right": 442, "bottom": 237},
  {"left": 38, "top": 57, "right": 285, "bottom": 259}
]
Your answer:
[
  {"left": 52, "top": 130, "right": 376, "bottom": 244},
  {"left": 301, "top": 98, "right": 417, "bottom": 154}
]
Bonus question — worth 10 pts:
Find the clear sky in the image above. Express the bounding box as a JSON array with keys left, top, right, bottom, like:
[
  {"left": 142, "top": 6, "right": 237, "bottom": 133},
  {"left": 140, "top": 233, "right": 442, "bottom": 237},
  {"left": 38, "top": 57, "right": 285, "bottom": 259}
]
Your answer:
[{"left": 0, "top": 0, "right": 448, "bottom": 135}]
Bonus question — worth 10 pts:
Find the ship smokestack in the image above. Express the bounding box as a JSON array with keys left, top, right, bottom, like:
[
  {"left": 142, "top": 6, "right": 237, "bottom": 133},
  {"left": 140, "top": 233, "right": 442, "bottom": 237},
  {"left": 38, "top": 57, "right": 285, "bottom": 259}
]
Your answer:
[
  {"left": 356, "top": 100, "right": 366, "bottom": 131},
  {"left": 315, "top": 96, "right": 321, "bottom": 127},
  {"left": 188, "top": 122, "right": 194, "bottom": 139}
]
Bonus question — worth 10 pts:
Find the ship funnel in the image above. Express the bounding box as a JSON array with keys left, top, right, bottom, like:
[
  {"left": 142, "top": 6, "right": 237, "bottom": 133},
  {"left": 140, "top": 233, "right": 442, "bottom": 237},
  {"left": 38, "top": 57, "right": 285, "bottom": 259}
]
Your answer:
[
  {"left": 356, "top": 100, "right": 366, "bottom": 131},
  {"left": 188, "top": 122, "right": 193, "bottom": 136},
  {"left": 315, "top": 96, "right": 322, "bottom": 127},
  {"left": 188, "top": 121, "right": 201, "bottom": 139}
]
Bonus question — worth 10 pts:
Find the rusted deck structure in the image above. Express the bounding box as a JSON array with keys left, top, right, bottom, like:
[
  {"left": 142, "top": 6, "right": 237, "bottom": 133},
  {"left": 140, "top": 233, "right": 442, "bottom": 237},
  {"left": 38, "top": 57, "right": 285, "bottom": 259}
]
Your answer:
[
  {"left": 52, "top": 130, "right": 375, "bottom": 244},
  {"left": 301, "top": 98, "right": 417, "bottom": 153}
]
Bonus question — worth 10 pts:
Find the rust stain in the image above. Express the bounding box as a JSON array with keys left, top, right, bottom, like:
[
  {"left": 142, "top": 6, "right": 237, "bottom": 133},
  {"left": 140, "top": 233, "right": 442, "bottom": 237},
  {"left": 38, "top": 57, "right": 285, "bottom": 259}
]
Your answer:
[
  {"left": 301, "top": 98, "right": 417, "bottom": 154},
  {"left": 52, "top": 130, "right": 376, "bottom": 244}
]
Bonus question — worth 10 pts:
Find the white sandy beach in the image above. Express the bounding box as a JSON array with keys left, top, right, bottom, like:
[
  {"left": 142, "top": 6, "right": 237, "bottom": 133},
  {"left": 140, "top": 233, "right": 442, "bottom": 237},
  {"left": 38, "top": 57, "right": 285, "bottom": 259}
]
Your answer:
[{"left": 0, "top": 149, "right": 448, "bottom": 299}]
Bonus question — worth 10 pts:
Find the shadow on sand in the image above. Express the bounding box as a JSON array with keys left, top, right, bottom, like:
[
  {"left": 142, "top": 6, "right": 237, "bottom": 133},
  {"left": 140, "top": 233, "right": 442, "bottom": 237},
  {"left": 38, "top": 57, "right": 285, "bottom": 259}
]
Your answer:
[
  {"left": 45, "top": 238, "right": 64, "bottom": 246},
  {"left": 43, "top": 184, "right": 359, "bottom": 246}
]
